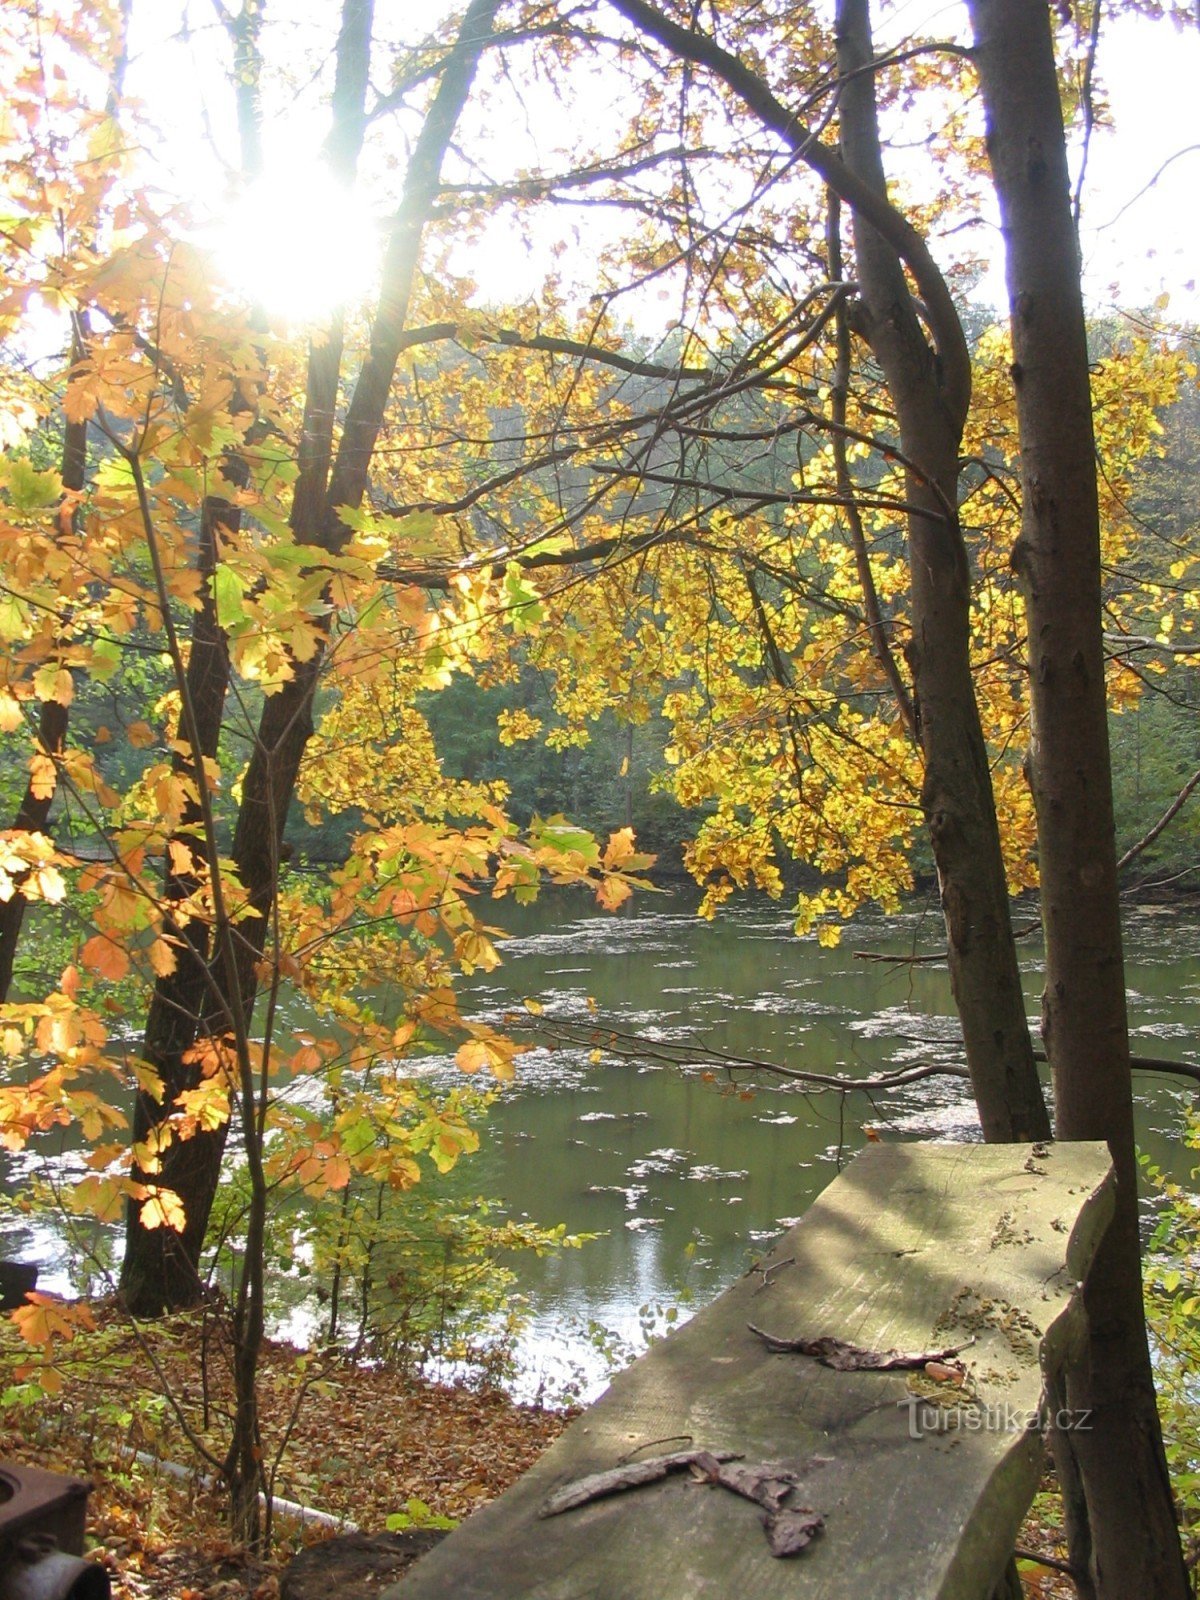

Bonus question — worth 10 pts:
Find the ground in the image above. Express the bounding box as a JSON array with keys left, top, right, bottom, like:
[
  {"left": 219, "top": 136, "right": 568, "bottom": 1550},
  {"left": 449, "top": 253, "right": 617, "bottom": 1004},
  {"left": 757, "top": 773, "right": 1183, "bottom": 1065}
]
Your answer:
[
  {"left": 0, "top": 1303, "right": 1077, "bottom": 1598},
  {"left": 0, "top": 1303, "right": 570, "bottom": 1599}
]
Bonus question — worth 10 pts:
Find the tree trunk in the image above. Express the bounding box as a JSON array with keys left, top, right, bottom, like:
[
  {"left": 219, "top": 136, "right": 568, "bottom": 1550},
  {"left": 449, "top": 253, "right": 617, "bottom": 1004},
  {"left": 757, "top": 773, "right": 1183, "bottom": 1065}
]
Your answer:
[
  {"left": 120, "top": 491, "right": 236, "bottom": 1316},
  {"left": 966, "top": 3, "right": 1188, "bottom": 1594},
  {"left": 834, "top": 0, "right": 1049, "bottom": 1143}
]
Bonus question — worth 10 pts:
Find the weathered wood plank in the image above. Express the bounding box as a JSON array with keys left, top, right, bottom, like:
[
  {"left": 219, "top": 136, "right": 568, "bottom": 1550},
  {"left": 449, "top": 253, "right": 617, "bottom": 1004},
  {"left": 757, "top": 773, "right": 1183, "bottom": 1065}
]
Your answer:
[{"left": 385, "top": 1140, "right": 1113, "bottom": 1600}]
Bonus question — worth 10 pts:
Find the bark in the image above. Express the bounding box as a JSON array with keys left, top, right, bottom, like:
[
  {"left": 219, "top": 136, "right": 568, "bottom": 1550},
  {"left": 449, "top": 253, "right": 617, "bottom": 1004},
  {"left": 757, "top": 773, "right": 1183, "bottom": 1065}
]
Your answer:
[
  {"left": 966, "top": 3, "right": 1188, "bottom": 1594},
  {"left": 119, "top": 489, "right": 237, "bottom": 1315},
  {"left": 119, "top": 0, "right": 501, "bottom": 1313}
]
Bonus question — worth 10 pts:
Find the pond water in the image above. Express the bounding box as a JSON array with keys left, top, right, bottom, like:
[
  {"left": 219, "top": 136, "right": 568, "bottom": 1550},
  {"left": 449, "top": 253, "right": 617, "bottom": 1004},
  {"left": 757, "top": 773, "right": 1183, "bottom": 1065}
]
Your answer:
[
  {"left": 3, "top": 890, "right": 1195, "bottom": 1401},
  {"left": 418, "top": 891, "right": 1196, "bottom": 1399}
]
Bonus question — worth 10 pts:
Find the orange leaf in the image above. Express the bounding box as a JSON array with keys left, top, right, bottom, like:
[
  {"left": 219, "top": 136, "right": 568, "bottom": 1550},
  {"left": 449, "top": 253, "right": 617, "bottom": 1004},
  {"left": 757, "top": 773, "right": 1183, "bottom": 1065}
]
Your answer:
[
  {"left": 148, "top": 938, "right": 177, "bottom": 978},
  {"left": 12, "top": 1293, "right": 95, "bottom": 1347},
  {"left": 595, "top": 876, "right": 633, "bottom": 913},
  {"left": 324, "top": 1153, "right": 351, "bottom": 1191},
  {"left": 80, "top": 935, "right": 130, "bottom": 982},
  {"left": 455, "top": 1039, "right": 490, "bottom": 1075}
]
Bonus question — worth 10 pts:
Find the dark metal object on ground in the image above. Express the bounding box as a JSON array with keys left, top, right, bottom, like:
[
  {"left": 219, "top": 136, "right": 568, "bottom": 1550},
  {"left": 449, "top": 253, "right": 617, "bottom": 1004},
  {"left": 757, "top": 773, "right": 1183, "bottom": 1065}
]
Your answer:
[{"left": 0, "top": 1462, "right": 110, "bottom": 1600}]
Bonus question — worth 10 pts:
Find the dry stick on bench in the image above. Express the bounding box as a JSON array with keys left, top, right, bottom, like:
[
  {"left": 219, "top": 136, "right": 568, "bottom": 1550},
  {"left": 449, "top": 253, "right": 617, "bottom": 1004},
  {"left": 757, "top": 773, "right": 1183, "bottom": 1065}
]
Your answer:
[
  {"left": 746, "top": 1326, "right": 976, "bottom": 1372},
  {"left": 539, "top": 1448, "right": 825, "bottom": 1561}
]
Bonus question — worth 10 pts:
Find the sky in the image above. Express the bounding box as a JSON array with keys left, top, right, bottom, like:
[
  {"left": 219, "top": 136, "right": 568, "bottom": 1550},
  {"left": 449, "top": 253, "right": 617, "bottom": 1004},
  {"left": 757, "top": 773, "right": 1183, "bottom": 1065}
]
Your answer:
[
  {"left": 117, "top": 1, "right": 1200, "bottom": 327},
  {"left": 1074, "top": 12, "right": 1200, "bottom": 315}
]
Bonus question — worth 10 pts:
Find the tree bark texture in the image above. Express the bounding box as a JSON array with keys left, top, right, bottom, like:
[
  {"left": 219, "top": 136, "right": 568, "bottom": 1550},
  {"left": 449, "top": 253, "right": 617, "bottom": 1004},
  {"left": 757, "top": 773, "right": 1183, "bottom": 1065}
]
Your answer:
[
  {"left": 967, "top": 3, "right": 1188, "bottom": 1594},
  {"left": 120, "top": 490, "right": 236, "bottom": 1316},
  {"left": 833, "top": 0, "right": 1049, "bottom": 1143}
]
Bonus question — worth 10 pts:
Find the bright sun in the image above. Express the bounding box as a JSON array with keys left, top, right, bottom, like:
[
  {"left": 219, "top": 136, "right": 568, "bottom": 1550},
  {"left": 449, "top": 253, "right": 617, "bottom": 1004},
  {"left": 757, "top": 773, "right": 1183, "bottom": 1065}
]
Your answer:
[{"left": 210, "top": 165, "right": 381, "bottom": 324}]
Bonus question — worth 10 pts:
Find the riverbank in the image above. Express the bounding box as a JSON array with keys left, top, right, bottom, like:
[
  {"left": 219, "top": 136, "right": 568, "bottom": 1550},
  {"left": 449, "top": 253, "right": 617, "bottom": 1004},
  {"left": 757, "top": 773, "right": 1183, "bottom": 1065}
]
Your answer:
[
  {"left": 0, "top": 1303, "right": 571, "bottom": 1599},
  {"left": 0, "top": 1303, "right": 1076, "bottom": 1599}
]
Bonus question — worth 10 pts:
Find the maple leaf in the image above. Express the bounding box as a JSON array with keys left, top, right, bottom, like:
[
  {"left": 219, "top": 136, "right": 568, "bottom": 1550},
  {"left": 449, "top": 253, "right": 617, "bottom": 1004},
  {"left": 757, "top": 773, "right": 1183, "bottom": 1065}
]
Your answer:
[
  {"left": 138, "top": 1188, "right": 186, "bottom": 1231},
  {"left": 80, "top": 934, "right": 130, "bottom": 982},
  {"left": 13, "top": 1292, "right": 95, "bottom": 1348}
]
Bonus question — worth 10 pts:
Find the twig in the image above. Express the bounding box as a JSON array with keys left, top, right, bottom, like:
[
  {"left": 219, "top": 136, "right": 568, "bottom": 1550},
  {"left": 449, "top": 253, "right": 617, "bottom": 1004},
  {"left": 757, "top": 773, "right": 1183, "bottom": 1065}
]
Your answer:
[{"left": 1014, "top": 1545, "right": 1082, "bottom": 1580}]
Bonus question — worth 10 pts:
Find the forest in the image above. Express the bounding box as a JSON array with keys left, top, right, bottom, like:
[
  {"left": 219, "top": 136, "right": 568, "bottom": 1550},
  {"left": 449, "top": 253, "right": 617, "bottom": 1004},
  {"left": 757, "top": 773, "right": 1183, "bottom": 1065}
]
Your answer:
[{"left": 1, "top": 1, "right": 1199, "bottom": 1596}]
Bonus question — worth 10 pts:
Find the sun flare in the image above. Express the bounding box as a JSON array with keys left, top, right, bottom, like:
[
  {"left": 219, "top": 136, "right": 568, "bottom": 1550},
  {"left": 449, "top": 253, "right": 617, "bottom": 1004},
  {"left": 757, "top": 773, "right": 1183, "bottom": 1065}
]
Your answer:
[{"left": 209, "top": 165, "right": 381, "bottom": 323}]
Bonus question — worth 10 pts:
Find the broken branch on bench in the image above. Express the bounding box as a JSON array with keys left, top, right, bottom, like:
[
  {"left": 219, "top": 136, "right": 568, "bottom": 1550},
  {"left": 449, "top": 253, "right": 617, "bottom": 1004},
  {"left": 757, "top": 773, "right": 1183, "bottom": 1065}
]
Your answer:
[{"left": 746, "top": 1325, "right": 975, "bottom": 1372}]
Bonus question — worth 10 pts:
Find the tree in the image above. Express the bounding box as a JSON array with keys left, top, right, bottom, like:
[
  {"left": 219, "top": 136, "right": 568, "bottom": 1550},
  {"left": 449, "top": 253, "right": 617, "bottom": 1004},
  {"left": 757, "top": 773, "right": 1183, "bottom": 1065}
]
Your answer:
[
  {"left": 118, "top": 0, "right": 504, "bottom": 1320},
  {"left": 0, "top": 0, "right": 654, "bottom": 1544},
  {"left": 0, "top": 0, "right": 1194, "bottom": 1571},
  {"left": 967, "top": 2, "right": 1189, "bottom": 1591}
]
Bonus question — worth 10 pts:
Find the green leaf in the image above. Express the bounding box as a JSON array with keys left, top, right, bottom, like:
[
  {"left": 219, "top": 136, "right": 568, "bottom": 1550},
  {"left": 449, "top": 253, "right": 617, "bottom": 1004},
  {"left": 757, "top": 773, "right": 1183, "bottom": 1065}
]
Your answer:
[
  {"left": 0, "top": 594, "right": 28, "bottom": 642},
  {"left": 4, "top": 457, "right": 60, "bottom": 511},
  {"left": 213, "top": 564, "right": 247, "bottom": 628},
  {"left": 90, "top": 636, "right": 122, "bottom": 680}
]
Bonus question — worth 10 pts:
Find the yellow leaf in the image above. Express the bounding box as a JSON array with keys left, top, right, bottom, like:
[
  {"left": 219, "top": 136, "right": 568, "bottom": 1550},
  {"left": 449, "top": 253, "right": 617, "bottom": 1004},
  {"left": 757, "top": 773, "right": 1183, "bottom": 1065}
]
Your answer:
[
  {"left": 603, "top": 828, "right": 637, "bottom": 869},
  {"left": 0, "top": 690, "right": 22, "bottom": 732},
  {"left": 131, "top": 1058, "right": 164, "bottom": 1099},
  {"left": 139, "top": 1188, "right": 186, "bottom": 1231},
  {"left": 28, "top": 753, "right": 56, "bottom": 801}
]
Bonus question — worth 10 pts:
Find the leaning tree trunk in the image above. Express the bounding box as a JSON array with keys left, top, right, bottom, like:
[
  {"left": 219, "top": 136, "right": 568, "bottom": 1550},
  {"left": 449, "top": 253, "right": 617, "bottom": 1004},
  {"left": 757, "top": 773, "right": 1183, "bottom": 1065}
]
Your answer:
[
  {"left": 967, "top": 3, "right": 1188, "bottom": 1595},
  {"left": 609, "top": 0, "right": 1049, "bottom": 1142},
  {"left": 833, "top": 0, "right": 1049, "bottom": 1143}
]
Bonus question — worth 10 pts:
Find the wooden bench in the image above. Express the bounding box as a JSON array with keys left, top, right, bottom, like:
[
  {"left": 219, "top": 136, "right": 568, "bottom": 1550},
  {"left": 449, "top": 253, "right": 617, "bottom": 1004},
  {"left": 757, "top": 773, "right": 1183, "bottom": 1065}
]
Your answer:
[{"left": 385, "top": 1140, "right": 1113, "bottom": 1600}]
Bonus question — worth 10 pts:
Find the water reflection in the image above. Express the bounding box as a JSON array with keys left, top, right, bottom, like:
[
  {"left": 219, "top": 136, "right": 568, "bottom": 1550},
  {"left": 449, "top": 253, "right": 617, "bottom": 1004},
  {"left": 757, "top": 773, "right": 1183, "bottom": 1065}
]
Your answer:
[{"left": 451, "top": 892, "right": 1195, "bottom": 1398}]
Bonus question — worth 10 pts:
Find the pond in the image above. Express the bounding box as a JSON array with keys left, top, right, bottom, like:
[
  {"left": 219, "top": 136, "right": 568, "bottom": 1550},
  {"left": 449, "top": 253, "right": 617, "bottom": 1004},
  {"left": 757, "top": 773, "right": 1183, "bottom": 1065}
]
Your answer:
[
  {"left": 412, "top": 890, "right": 1196, "bottom": 1399},
  {"left": 3, "top": 889, "right": 1195, "bottom": 1402}
]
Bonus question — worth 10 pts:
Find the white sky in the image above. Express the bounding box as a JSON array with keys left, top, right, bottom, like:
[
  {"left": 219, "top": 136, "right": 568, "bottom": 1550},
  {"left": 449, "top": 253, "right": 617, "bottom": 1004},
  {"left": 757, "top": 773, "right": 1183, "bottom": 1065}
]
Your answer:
[
  {"left": 115, "top": 2, "right": 1200, "bottom": 326},
  {"left": 1076, "top": 13, "right": 1200, "bottom": 315}
]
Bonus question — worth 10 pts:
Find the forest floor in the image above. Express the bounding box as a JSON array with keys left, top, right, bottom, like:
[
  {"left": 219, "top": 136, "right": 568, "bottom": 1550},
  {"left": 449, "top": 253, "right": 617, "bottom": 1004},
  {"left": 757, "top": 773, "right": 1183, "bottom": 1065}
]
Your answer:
[
  {"left": 0, "top": 1303, "right": 1078, "bottom": 1599},
  {"left": 0, "top": 1302, "right": 570, "bottom": 1598}
]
